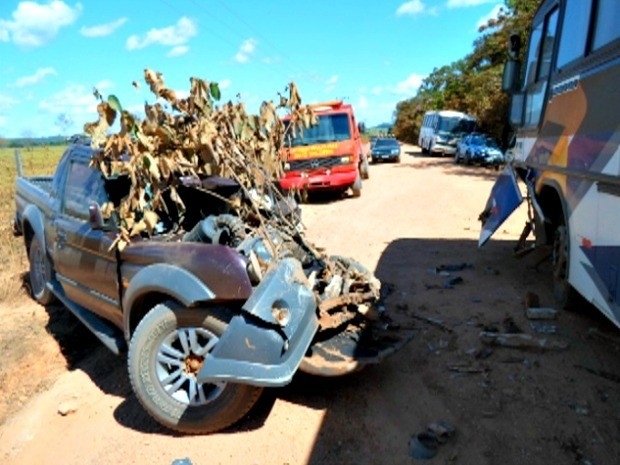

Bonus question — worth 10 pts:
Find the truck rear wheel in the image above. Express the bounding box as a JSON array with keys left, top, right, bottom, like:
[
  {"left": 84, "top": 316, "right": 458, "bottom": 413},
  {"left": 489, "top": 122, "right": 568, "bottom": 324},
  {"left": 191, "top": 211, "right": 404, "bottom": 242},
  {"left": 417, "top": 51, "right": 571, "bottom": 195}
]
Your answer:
[
  {"left": 128, "top": 301, "right": 263, "bottom": 434},
  {"left": 28, "top": 236, "right": 55, "bottom": 305}
]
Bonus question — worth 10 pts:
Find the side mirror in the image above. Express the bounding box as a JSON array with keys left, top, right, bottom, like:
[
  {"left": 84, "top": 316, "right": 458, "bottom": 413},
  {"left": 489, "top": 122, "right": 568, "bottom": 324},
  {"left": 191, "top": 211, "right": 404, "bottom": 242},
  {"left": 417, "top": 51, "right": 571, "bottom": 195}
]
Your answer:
[
  {"left": 88, "top": 202, "right": 105, "bottom": 230},
  {"left": 502, "top": 59, "right": 521, "bottom": 93},
  {"left": 358, "top": 122, "right": 366, "bottom": 134}
]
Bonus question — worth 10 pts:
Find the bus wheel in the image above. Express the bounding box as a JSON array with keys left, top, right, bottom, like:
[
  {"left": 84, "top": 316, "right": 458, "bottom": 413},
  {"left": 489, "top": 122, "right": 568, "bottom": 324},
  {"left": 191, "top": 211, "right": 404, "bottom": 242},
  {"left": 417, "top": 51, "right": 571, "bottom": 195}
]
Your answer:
[{"left": 552, "top": 224, "right": 577, "bottom": 309}]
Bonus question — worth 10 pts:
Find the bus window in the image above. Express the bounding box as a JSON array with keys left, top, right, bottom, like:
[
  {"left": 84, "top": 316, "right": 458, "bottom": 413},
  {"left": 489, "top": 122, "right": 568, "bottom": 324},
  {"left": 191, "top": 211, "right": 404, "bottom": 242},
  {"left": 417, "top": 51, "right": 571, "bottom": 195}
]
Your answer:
[
  {"left": 525, "top": 23, "right": 543, "bottom": 86},
  {"left": 593, "top": 0, "right": 620, "bottom": 50},
  {"left": 523, "top": 7, "right": 559, "bottom": 127},
  {"left": 557, "top": 1, "right": 591, "bottom": 68},
  {"left": 537, "top": 8, "right": 558, "bottom": 80}
]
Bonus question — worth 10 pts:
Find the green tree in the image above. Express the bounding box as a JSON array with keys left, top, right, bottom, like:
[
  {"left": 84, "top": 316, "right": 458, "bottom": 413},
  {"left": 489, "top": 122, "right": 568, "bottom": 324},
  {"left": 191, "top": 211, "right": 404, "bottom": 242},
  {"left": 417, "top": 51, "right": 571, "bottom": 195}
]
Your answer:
[{"left": 393, "top": 0, "right": 540, "bottom": 147}]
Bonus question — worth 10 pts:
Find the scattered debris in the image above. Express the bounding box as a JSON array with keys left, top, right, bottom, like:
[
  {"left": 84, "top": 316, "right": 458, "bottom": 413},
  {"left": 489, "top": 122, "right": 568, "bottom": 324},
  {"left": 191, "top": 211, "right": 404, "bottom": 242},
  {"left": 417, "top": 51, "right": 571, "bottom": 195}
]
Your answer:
[
  {"left": 526, "top": 307, "right": 558, "bottom": 320},
  {"left": 479, "top": 331, "right": 569, "bottom": 351},
  {"left": 411, "top": 312, "right": 453, "bottom": 333},
  {"left": 574, "top": 364, "right": 620, "bottom": 383},
  {"left": 524, "top": 291, "right": 540, "bottom": 308},
  {"left": 447, "top": 362, "right": 489, "bottom": 373},
  {"left": 442, "top": 276, "right": 463, "bottom": 289},
  {"left": 529, "top": 321, "right": 557, "bottom": 334},
  {"left": 568, "top": 401, "right": 590, "bottom": 416},
  {"left": 57, "top": 400, "right": 79, "bottom": 416},
  {"left": 426, "top": 421, "right": 456, "bottom": 444},
  {"left": 409, "top": 431, "right": 439, "bottom": 460},
  {"left": 502, "top": 316, "right": 522, "bottom": 334},
  {"left": 435, "top": 263, "right": 473, "bottom": 273}
]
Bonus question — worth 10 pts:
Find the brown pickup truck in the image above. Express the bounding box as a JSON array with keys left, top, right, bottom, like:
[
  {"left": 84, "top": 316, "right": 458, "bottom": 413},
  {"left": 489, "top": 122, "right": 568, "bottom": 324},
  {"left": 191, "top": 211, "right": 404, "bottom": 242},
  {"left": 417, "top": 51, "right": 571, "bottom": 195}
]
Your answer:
[{"left": 13, "top": 140, "right": 410, "bottom": 434}]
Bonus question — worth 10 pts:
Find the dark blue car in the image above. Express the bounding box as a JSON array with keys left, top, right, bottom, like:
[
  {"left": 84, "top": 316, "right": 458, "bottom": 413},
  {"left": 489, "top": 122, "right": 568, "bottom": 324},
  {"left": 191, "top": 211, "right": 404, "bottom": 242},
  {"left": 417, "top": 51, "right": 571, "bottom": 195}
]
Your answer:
[{"left": 370, "top": 138, "right": 401, "bottom": 163}]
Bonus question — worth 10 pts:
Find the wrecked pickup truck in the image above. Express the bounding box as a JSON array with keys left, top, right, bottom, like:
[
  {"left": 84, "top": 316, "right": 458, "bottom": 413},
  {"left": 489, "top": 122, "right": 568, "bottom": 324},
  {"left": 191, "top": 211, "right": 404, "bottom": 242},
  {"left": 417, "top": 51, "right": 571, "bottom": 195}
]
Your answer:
[{"left": 13, "top": 138, "right": 411, "bottom": 434}]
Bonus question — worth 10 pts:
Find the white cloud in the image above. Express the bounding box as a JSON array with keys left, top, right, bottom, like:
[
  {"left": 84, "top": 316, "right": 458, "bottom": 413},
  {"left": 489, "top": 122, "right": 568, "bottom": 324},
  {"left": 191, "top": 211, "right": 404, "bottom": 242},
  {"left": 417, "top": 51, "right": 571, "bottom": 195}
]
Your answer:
[
  {"left": 218, "top": 79, "right": 231, "bottom": 90},
  {"left": 38, "top": 84, "right": 98, "bottom": 117},
  {"left": 371, "top": 86, "right": 384, "bottom": 95},
  {"left": 325, "top": 75, "right": 339, "bottom": 92},
  {"left": 126, "top": 16, "right": 197, "bottom": 50},
  {"left": 167, "top": 45, "right": 189, "bottom": 57},
  {"left": 94, "top": 80, "right": 113, "bottom": 91},
  {"left": 390, "top": 73, "right": 424, "bottom": 95},
  {"left": 0, "top": 115, "right": 7, "bottom": 129},
  {"left": 15, "top": 67, "right": 57, "bottom": 87},
  {"left": 447, "top": 0, "right": 498, "bottom": 8},
  {"left": 234, "top": 38, "right": 257, "bottom": 63},
  {"left": 396, "top": 1, "right": 425, "bottom": 16},
  {"left": 80, "top": 17, "right": 127, "bottom": 37},
  {"left": 476, "top": 4, "right": 503, "bottom": 30},
  {"left": 0, "top": 93, "right": 20, "bottom": 111},
  {"left": 0, "top": 1, "right": 82, "bottom": 47},
  {"left": 357, "top": 96, "right": 369, "bottom": 110}
]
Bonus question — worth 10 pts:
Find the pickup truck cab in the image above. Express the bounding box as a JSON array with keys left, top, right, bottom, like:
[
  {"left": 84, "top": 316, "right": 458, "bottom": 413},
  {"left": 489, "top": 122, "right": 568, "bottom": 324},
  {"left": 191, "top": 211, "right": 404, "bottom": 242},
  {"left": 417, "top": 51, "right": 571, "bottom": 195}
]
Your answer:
[{"left": 14, "top": 141, "right": 408, "bottom": 434}]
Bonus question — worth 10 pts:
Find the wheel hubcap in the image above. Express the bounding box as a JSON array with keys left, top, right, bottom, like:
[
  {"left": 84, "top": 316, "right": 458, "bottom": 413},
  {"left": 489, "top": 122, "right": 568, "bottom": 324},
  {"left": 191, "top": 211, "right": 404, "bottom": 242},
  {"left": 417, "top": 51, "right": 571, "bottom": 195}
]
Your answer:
[{"left": 156, "top": 327, "right": 226, "bottom": 406}]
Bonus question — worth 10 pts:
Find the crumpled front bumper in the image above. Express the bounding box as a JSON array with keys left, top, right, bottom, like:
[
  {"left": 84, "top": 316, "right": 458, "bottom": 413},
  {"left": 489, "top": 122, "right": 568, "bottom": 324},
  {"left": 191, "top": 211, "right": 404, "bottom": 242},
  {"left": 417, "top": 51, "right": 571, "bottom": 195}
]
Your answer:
[{"left": 197, "top": 257, "right": 319, "bottom": 387}]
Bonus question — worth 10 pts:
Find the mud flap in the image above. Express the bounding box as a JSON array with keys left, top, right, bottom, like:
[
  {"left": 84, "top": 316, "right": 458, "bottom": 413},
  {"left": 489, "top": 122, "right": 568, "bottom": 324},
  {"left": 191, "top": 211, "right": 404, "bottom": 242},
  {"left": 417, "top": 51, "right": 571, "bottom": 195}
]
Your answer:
[{"left": 478, "top": 164, "right": 523, "bottom": 247}]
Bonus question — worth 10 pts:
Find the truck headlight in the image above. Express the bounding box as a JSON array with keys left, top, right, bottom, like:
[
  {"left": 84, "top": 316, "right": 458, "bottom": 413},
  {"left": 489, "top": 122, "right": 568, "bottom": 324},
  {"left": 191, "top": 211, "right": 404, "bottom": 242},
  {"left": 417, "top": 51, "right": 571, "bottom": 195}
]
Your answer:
[{"left": 340, "top": 155, "right": 353, "bottom": 164}]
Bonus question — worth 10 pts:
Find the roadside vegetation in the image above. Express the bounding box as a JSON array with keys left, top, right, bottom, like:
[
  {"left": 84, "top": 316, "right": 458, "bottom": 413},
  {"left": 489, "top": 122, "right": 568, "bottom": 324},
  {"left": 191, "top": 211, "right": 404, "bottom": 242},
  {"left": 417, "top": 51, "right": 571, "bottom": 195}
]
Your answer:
[
  {"left": 0, "top": 146, "right": 65, "bottom": 302},
  {"left": 393, "top": 0, "right": 540, "bottom": 148}
]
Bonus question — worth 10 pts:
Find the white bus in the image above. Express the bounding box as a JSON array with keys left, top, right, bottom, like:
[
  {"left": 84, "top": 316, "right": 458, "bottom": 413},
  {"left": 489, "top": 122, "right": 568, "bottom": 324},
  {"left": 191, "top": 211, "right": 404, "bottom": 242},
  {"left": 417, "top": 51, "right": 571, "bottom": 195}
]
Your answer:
[
  {"left": 418, "top": 110, "right": 477, "bottom": 156},
  {"left": 481, "top": 0, "right": 620, "bottom": 328}
]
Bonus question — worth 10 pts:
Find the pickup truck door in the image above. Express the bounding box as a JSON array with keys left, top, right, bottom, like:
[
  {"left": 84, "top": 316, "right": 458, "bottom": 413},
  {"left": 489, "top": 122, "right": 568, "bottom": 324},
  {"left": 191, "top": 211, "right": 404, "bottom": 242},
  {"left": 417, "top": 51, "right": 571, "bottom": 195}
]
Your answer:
[{"left": 52, "top": 158, "right": 122, "bottom": 328}]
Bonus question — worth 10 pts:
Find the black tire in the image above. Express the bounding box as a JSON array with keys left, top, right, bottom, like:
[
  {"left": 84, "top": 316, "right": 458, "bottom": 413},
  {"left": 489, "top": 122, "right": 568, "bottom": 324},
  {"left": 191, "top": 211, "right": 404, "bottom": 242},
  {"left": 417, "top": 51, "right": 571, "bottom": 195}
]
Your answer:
[
  {"left": 360, "top": 157, "right": 370, "bottom": 180},
  {"left": 351, "top": 175, "right": 362, "bottom": 198},
  {"left": 28, "top": 236, "right": 55, "bottom": 305},
  {"left": 394, "top": 156, "right": 401, "bottom": 163},
  {"left": 128, "top": 301, "right": 263, "bottom": 434},
  {"left": 552, "top": 225, "right": 578, "bottom": 309}
]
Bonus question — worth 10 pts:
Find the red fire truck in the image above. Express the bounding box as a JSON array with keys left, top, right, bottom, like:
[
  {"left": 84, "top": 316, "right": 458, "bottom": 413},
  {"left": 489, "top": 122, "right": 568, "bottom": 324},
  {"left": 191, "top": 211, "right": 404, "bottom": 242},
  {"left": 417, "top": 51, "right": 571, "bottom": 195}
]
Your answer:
[{"left": 279, "top": 100, "right": 369, "bottom": 200}]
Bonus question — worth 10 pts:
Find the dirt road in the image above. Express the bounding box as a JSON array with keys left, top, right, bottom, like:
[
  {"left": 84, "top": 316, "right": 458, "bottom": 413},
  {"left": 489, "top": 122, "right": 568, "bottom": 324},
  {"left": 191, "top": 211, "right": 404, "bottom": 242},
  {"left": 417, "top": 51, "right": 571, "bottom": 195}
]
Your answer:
[{"left": 1, "top": 144, "right": 619, "bottom": 465}]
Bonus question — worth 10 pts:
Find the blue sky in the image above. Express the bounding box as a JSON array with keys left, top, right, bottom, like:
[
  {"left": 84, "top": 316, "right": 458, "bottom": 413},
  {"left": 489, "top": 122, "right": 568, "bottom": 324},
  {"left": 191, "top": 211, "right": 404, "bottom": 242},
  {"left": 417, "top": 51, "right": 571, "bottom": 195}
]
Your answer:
[{"left": 0, "top": 0, "right": 504, "bottom": 139}]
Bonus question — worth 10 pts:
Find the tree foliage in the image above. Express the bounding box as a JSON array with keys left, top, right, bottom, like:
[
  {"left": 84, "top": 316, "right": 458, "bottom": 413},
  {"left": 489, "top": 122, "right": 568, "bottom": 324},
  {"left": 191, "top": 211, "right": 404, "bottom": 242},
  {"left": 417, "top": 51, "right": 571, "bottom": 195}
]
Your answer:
[
  {"left": 393, "top": 0, "right": 540, "bottom": 147},
  {"left": 84, "top": 69, "right": 317, "bottom": 250}
]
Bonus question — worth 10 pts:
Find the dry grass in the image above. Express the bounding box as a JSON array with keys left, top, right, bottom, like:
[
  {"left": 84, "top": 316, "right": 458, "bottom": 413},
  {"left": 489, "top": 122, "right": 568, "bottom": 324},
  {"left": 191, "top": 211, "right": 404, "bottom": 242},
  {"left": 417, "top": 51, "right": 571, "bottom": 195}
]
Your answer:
[{"left": 0, "top": 145, "right": 66, "bottom": 303}]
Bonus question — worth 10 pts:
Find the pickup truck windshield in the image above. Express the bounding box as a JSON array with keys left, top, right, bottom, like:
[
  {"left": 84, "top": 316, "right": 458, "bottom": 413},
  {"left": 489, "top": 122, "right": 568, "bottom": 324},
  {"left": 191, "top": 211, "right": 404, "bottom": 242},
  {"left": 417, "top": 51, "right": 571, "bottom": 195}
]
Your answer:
[{"left": 285, "top": 113, "right": 351, "bottom": 146}]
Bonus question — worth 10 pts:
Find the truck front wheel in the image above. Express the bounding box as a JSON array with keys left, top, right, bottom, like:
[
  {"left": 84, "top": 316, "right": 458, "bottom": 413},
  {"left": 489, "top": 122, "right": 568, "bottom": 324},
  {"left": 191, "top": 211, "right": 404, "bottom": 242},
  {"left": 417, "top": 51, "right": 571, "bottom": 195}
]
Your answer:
[
  {"left": 128, "top": 301, "right": 263, "bottom": 434},
  {"left": 28, "top": 236, "right": 55, "bottom": 305},
  {"left": 351, "top": 175, "right": 362, "bottom": 198}
]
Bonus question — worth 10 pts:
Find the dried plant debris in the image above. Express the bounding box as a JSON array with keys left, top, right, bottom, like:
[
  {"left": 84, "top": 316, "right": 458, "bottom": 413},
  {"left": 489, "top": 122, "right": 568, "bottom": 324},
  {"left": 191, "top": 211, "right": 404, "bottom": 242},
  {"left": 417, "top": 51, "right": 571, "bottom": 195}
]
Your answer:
[{"left": 82, "top": 69, "right": 406, "bottom": 366}]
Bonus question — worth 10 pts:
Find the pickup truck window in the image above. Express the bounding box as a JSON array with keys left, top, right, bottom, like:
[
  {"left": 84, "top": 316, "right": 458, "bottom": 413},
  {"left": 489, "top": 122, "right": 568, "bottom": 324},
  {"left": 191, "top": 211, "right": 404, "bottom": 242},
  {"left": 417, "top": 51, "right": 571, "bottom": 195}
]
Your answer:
[{"left": 63, "top": 161, "right": 108, "bottom": 220}]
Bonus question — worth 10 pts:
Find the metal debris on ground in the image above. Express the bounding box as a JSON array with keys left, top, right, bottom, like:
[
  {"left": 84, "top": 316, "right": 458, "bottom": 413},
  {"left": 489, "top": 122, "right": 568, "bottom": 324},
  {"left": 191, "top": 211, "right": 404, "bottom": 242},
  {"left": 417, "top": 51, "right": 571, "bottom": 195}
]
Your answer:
[
  {"left": 409, "top": 421, "right": 456, "bottom": 460},
  {"left": 526, "top": 307, "right": 558, "bottom": 320},
  {"left": 529, "top": 321, "right": 557, "bottom": 334},
  {"left": 409, "top": 431, "right": 439, "bottom": 460},
  {"left": 435, "top": 263, "right": 473, "bottom": 273},
  {"left": 442, "top": 276, "right": 463, "bottom": 288},
  {"left": 479, "top": 331, "right": 569, "bottom": 351}
]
